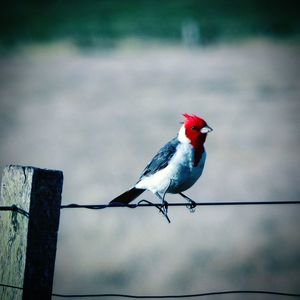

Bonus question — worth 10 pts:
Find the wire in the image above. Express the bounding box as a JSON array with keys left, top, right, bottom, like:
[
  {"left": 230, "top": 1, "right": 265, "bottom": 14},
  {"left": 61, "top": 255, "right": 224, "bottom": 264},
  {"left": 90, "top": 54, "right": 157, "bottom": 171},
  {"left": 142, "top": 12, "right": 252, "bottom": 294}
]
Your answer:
[
  {"left": 2, "top": 200, "right": 300, "bottom": 221},
  {"left": 2, "top": 200, "right": 300, "bottom": 214},
  {"left": 0, "top": 283, "right": 23, "bottom": 291},
  {"left": 60, "top": 200, "right": 300, "bottom": 209},
  {"left": 0, "top": 205, "right": 29, "bottom": 218},
  {"left": 1, "top": 284, "right": 299, "bottom": 298},
  {"left": 60, "top": 200, "right": 300, "bottom": 223},
  {"left": 51, "top": 290, "right": 300, "bottom": 298}
]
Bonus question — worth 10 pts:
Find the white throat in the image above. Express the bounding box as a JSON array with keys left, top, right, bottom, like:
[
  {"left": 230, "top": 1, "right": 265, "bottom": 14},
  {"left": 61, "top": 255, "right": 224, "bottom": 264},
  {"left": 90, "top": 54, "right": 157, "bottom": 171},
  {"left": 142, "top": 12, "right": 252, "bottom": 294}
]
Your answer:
[{"left": 178, "top": 125, "right": 190, "bottom": 144}]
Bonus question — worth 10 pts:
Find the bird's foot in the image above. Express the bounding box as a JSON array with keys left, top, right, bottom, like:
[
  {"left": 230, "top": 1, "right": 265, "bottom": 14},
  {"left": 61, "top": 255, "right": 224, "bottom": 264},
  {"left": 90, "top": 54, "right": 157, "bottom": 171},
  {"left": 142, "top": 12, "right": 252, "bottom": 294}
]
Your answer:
[
  {"left": 179, "top": 192, "right": 196, "bottom": 213},
  {"left": 160, "top": 200, "right": 171, "bottom": 223},
  {"left": 186, "top": 199, "right": 196, "bottom": 213},
  {"left": 162, "top": 200, "right": 168, "bottom": 214},
  {"left": 154, "top": 192, "right": 171, "bottom": 223}
]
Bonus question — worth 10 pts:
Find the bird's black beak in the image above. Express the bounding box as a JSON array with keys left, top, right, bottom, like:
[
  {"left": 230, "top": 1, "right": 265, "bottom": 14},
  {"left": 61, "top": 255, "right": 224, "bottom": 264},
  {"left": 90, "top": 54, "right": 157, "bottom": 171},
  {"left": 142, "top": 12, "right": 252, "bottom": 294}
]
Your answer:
[{"left": 200, "top": 125, "right": 213, "bottom": 134}]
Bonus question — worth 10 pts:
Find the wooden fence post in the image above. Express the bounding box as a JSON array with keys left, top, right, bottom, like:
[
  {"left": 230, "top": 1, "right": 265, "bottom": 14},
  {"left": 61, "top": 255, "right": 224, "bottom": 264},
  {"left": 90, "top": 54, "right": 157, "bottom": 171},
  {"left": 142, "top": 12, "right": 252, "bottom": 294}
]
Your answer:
[{"left": 0, "top": 165, "right": 63, "bottom": 300}]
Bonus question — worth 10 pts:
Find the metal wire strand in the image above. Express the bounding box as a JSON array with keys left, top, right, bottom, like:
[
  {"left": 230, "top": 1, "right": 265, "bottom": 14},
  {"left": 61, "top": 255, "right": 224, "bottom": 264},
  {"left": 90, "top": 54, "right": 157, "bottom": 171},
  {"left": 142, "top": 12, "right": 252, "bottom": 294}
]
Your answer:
[
  {"left": 1, "top": 284, "right": 300, "bottom": 298},
  {"left": 0, "top": 205, "right": 29, "bottom": 218},
  {"left": 2, "top": 200, "right": 300, "bottom": 220},
  {"left": 60, "top": 200, "right": 300, "bottom": 209}
]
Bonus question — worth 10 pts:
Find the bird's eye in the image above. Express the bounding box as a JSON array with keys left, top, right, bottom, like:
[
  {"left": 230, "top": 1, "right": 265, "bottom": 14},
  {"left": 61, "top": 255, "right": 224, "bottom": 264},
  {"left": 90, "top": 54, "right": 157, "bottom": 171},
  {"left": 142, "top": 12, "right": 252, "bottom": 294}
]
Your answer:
[{"left": 191, "top": 126, "right": 197, "bottom": 131}]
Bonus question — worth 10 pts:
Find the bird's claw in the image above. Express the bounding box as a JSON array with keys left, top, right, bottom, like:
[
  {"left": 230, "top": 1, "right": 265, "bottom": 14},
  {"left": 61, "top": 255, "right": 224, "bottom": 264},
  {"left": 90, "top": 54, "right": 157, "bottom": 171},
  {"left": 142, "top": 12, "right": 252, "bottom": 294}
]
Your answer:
[
  {"left": 186, "top": 199, "right": 196, "bottom": 213},
  {"left": 159, "top": 200, "right": 171, "bottom": 223},
  {"left": 162, "top": 200, "right": 168, "bottom": 214}
]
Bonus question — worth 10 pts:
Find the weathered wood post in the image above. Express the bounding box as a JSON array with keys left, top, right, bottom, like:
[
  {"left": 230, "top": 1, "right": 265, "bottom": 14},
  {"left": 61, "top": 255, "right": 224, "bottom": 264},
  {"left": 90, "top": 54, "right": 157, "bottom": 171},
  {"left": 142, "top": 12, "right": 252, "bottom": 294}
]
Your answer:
[{"left": 0, "top": 165, "right": 63, "bottom": 300}]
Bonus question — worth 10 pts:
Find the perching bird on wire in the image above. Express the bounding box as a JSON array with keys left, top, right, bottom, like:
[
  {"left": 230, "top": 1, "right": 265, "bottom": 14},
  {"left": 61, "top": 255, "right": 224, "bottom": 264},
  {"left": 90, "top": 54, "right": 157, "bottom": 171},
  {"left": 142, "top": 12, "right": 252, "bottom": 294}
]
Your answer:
[{"left": 109, "top": 114, "right": 212, "bottom": 219}]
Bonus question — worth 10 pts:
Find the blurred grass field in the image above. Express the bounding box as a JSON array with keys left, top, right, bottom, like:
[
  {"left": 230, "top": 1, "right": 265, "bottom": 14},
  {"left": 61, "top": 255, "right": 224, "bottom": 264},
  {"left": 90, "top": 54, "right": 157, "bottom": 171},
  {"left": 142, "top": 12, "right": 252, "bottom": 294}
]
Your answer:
[{"left": 0, "top": 39, "right": 300, "bottom": 298}]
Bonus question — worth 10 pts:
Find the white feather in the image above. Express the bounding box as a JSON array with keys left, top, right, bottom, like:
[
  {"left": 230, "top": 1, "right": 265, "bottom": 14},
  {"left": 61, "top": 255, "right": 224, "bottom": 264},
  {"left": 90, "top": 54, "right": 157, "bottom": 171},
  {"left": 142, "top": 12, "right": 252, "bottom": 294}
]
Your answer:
[{"left": 135, "top": 130, "right": 206, "bottom": 195}]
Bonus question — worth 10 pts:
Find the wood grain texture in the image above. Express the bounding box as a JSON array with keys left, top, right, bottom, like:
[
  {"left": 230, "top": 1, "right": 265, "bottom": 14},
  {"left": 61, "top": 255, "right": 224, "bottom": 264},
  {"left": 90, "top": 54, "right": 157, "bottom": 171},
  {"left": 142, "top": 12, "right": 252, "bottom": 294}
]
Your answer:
[
  {"left": 0, "top": 166, "right": 34, "bottom": 300},
  {"left": 0, "top": 165, "right": 63, "bottom": 300}
]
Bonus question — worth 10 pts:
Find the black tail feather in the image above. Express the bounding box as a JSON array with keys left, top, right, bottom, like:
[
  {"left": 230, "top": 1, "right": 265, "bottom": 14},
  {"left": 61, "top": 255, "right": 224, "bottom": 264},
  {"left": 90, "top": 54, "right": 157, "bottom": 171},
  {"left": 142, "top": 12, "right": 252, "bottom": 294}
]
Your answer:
[{"left": 109, "top": 187, "right": 145, "bottom": 205}]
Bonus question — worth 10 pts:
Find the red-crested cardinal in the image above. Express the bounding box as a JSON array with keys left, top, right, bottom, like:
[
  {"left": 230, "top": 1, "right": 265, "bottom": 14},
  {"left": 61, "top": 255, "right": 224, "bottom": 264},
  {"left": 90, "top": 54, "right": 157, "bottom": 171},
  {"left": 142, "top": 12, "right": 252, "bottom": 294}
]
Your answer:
[{"left": 109, "top": 114, "right": 212, "bottom": 218}]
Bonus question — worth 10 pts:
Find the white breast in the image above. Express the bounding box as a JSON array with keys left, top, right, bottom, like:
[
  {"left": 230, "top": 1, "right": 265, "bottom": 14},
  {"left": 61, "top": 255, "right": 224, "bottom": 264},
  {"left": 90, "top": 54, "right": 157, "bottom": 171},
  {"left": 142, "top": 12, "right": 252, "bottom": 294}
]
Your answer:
[{"left": 135, "top": 142, "right": 206, "bottom": 195}]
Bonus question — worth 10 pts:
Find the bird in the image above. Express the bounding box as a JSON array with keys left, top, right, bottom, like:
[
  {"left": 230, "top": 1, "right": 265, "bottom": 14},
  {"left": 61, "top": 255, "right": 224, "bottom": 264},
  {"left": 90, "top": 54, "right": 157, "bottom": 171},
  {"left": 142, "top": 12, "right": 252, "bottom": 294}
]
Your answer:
[{"left": 109, "top": 114, "right": 212, "bottom": 219}]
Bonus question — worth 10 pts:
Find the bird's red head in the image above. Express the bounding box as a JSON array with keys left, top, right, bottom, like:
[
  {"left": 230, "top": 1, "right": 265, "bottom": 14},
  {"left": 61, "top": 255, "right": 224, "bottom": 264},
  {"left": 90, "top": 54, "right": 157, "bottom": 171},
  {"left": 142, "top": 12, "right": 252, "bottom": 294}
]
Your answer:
[{"left": 182, "top": 113, "right": 213, "bottom": 148}]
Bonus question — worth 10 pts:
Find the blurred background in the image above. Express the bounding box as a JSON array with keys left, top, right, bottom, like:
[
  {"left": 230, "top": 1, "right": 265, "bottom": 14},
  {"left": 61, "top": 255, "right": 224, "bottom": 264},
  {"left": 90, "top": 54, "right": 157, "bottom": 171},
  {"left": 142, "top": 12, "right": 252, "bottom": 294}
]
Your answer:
[{"left": 0, "top": 0, "right": 300, "bottom": 299}]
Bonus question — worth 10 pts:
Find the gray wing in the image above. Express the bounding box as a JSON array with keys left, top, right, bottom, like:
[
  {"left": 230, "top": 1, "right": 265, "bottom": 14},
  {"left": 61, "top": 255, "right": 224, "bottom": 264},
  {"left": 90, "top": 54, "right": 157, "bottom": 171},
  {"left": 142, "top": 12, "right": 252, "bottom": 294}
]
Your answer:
[{"left": 139, "top": 137, "right": 179, "bottom": 179}]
